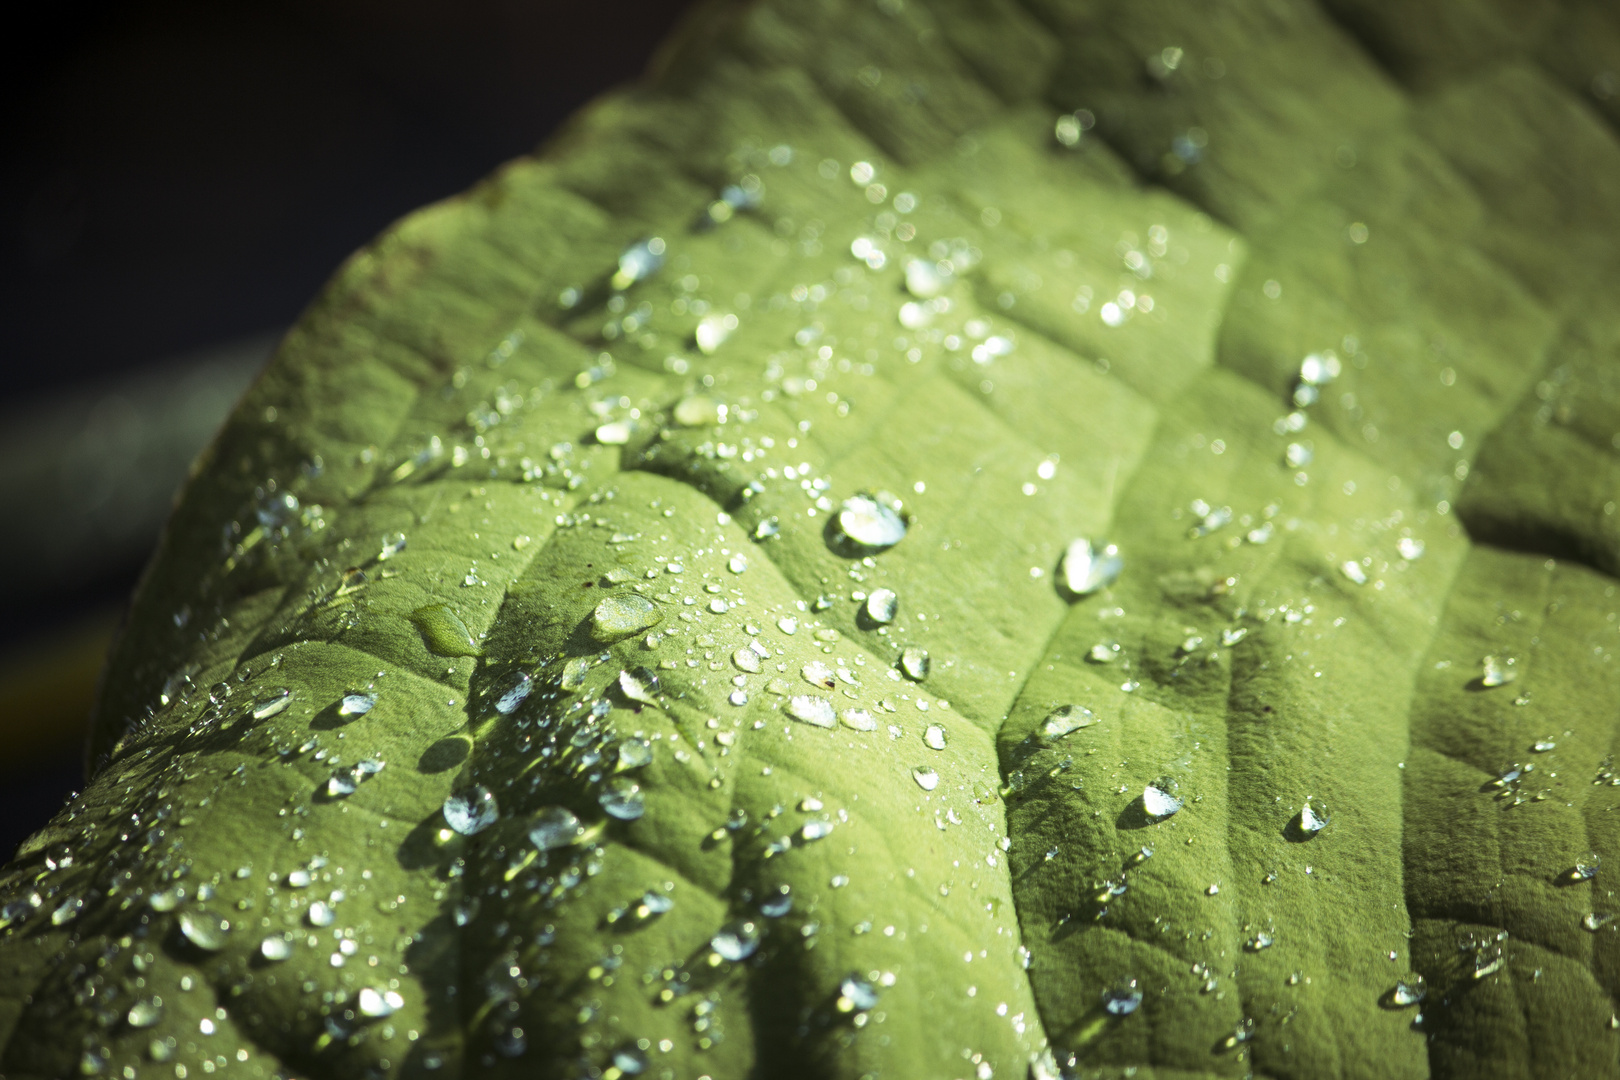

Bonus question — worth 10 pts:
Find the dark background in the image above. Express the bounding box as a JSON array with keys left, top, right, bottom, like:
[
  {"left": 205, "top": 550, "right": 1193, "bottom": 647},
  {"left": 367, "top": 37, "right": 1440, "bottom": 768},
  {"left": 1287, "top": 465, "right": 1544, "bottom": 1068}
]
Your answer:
[{"left": 0, "top": 0, "right": 696, "bottom": 861}]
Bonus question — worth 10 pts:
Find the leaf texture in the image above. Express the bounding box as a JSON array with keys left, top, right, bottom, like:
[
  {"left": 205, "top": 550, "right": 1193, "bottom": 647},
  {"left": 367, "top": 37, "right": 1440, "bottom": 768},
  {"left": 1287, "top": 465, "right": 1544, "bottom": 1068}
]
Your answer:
[{"left": 4, "top": 1, "right": 1620, "bottom": 1078}]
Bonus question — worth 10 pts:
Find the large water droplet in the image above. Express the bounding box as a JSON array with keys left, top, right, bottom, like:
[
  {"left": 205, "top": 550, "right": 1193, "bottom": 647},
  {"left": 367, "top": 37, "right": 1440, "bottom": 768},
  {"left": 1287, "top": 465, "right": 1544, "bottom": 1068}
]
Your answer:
[
  {"left": 863, "top": 588, "right": 898, "bottom": 625},
  {"left": 900, "top": 646, "right": 930, "bottom": 681},
  {"left": 1101, "top": 978, "right": 1143, "bottom": 1016},
  {"left": 1061, "top": 538, "right": 1122, "bottom": 596},
  {"left": 1389, "top": 975, "right": 1426, "bottom": 1007},
  {"left": 711, "top": 920, "right": 760, "bottom": 961},
  {"left": 599, "top": 778, "right": 646, "bottom": 820},
  {"left": 494, "top": 672, "right": 533, "bottom": 715},
  {"left": 443, "top": 786, "right": 499, "bottom": 835},
  {"left": 1297, "top": 799, "right": 1330, "bottom": 836},
  {"left": 1142, "top": 777, "right": 1183, "bottom": 819},
  {"left": 178, "top": 910, "right": 230, "bottom": 951},
  {"left": 358, "top": 987, "right": 404, "bottom": 1019},
  {"left": 618, "top": 667, "right": 661, "bottom": 707},
  {"left": 838, "top": 973, "right": 881, "bottom": 1012},
  {"left": 732, "top": 646, "right": 763, "bottom": 674},
  {"left": 591, "top": 595, "right": 662, "bottom": 643},
  {"left": 411, "top": 605, "right": 482, "bottom": 657},
  {"left": 832, "top": 494, "right": 907, "bottom": 551},
  {"left": 912, "top": 766, "right": 940, "bottom": 791},
  {"left": 338, "top": 692, "right": 376, "bottom": 717},
  {"left": 1568, "top": 853, "right": 1602, "bottom": 882},
  {"left": 787, "top": 695, "right": 836, "bottom": 728},
  {"left": 840, "top": 708, "right": 877, "bottom": 731},
  {"left": 126, "top": 1001, "right": 163, "bottom": 1028},
  {"left": 1481, "top": 654, "right": 1517, "bottom": 687},
  {"left": 529, "top": 806, "right": 585, "bottom": 850},
  {"left": 759, "top": 886, "right": 793, "bottom": 917},
  {"left": 924, "top": 724, "right": 948, "bottom": 750},
  {"left": 618, "top": 738, "right": 653, "bottom": 769},
  {"left": 1041, "top": 704, "right": 1098, "bottom": 740},
  {"left": 261, "top": 935, "right": 292, "bottom": 961},
  {"left": 307, "top": 901, "right": 336, "bottom": 928},
  {"left": 251, "top": 688, "right": 294, "bottom": 720}
]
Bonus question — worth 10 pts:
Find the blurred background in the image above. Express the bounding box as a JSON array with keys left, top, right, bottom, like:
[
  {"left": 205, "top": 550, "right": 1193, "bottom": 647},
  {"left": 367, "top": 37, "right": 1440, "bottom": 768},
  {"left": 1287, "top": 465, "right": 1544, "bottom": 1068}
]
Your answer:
[{"left": 0, "top": 0, "right": 696, "bottom": 861}]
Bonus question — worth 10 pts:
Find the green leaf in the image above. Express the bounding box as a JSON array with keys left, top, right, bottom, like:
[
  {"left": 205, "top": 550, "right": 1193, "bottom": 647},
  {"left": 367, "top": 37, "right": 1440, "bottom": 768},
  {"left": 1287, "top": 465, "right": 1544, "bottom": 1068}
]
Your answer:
[{"left": 5, "top": 1, "right": 1620, "bottom": 1077}]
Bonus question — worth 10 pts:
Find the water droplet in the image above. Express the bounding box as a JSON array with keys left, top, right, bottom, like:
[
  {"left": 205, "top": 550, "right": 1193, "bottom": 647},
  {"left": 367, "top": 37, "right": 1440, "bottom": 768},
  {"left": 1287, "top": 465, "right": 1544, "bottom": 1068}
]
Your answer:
[
  {"left": 260, "top": 935, "right": 292, "bottom": 961},
  {"left": 443, "top": 786, "right": 499, "bottom": 835},
  {"left": 924, "top": 724, "right": 948, "bottom": 750},
  {"left": 1142, "top": 776, "right": 1183, "bottom": 819},
  {"left": 530, "top": 806, "right": 586, "bottom": 850},
  {"left": 307, "top": 901, "right": 336, "bottom": 928},
  {"left": 894, "top": 646, "right": 931, "bottom": 682},
  {"left": 1041, "top": 705, "right": 1098, "bottom": 740},
  {"left": 378, "top": 532, "right": 407, "bottom": 560},
  {"left": 731, "top": 646, "right": 763, "bottom": 674},
  {"left": 591, "top": 594, "right": 663, "bottom": 643},
  {"left": 865, "top": 588, "right": 898, "bottom": 624},
  {"left": 1389, "top": 975, "right": 1426, "bottom": 1007},
  {"left": 1568, "top": 853, "right": 1602, "bottom": 882},
  {"left": 338, "top": 692, "right": 376, "bottom": 717},
  {"left": 251, "top": 688, "right": 293, "bottom": 720},
  {"left": 832, "top": 494, "right": 907, "bottom": 551},
  {"left": 618, "top": 738, "right": 653, "bottom": 769},
  {"left": 801, "top": 661, "right": 836, "bottom": 688},
  {"left": 777, "top": 616, "right": 798, "bottom": 635},
  {"left": 1299, "top": 352, "right": 1341, "bottom": 386},
  {"left": 639, "top": 890, "right": 674, "bottom": 918},
  {"left": 695, "top": 314, "right": 736, "bottom": 355},
  {"left": 326, "top": 771, "right": 359, "bottom": 799},
  {"left": 612, "top": 237, "right": 665, "bottom": 290},
  {"left": 729, "top": 554, "right": 748, "bottom": 574},
  {"left": 754, "top": 517, "right": 781, "bottom": 541},
  {"left": 1087, "top": 642, "right": 1121, "bottom": 664},
  {"left": 600, "top": 778, "right": 646, "bottom": 820},
  {"left": 1298, "top": 799, "right": 1330, "bottom": 836},
  {"left": 1061, "top": 538, "right": 1123, "bottom": 596},
  {"left": 618, "top": 667, "right": 661, "bottom": 706},
  {"left": 49, "top": 896, "right": 83, "bottom": 925},
  {"left": 410, "top": 605, "right": 481, "bottom": 657},
  {"left": 1246, "top": 930, "right": 1275, "bottom": 952},
  {"left": 126, "top": 1000, "right": 163, "bottom": 1028},
  {"left": 759, "top": 886, "right": 793, "bottom": 917},
  {"left": 1585, "top": 912, "right": 1614, "bottom": 931},
  {"left": 673, "top": 394, "right": 724, "bottom": 426},
  {"left": 904, "top": 257, "right": 948, "bottom": 298},
  {"left": 178, "top": 910, "right": 230, "bottom": 951},
  {"left": 1397, "top": 537, "right": 1425, "bottom": 560},
  {"left": 1481, "top": 655, "right": 1517, "bottom": 687},
  {"left": 494, "top": 672, "right": 533, "bottom": 715},
  {"left": 800, "top": 820, "right": 835, "bottom": 842},
  {"left": 358, "top": 987, "right": 404, "bottom": 1019},
  {"left": 1285, "top": 442, "right": 1313, "bottom": 468},
  {"left": 1221, "top": 627, "right": 1248, "bottom": 647},
  {"left": 1101, "top": 978, "right": 1143, "bottom": 1016},
  {"left": 1533, "top": 738, "right": 1556, "bottom": 752},
  {"left": 711, "top": 920, "right": 760, "bottom": 961},
  {"left": 595, "top": 420, "right": 634, "bottom": 445},
  {"left": 1340, "top": 560, "right": 1368, "bottom": 585},
  {"left": 840, "top": 708, "right": 877, "bottom": 731},
  {"left": 912, "top": 766, "right": 940, "bottom": 791},
  {"left": 613, "top": 1045, "right": 650, "bottom": 1075},
  {"left": 838, "top": 973, "right": 881, "bottom": 1012},
  {"left": 787, "top": 695, "right": 836, "bottom": 728}
]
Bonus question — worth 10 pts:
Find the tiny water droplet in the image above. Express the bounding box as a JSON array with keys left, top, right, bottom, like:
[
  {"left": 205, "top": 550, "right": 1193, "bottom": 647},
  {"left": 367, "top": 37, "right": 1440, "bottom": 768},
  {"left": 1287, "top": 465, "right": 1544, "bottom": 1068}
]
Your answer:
[
  {"left": 674, "top": 394, "right": 724, "bottom": 426},
  {"left": 1397, "top": 537, "right": 1425, "bottom": 560},
  {"left": 1340, "top": 560, "right": 1368, "bottom": 585},
  {"left": 800, "top": 820, "right": 835, "bottom": 842},
  {"left": 358, "top": 987, "right": 404, "bottom": 1019},
  {"left": 1087, "top": 641, "right": 1120, "bottom": 664},
  {"left": 1246, "top": 931, "right": 1275, "bottom": 952},
  {"left": 912, "top": 766, "right": 939, "bottom": 791},
  {"left": 443, "top": 786, "right": 499, "bottom": 835},
  {"left": 1389, "top": 975, "right": 1426, "bottom": 1007},
  {"left": 838, "top": 973, "right": 881, "bottom": 1012}
]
